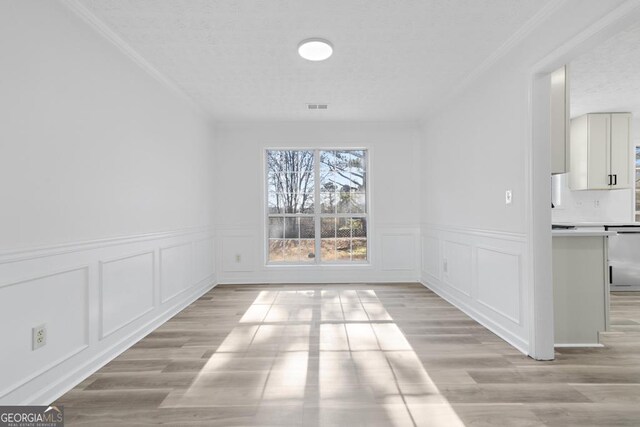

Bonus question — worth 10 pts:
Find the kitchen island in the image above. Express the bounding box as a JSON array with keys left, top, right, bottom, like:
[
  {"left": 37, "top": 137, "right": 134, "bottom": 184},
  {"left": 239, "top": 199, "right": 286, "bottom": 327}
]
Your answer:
[{"left": 552, "top": 227, "right": 616, "bottom": 346}]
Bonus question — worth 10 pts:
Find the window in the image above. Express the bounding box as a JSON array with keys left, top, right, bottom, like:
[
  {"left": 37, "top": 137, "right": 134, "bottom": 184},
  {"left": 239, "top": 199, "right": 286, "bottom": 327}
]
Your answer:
[
  {"left": 636, "top": 146, "right": 640, "bottom": 222},
  {"left": 266, "top": 149, "right": 368, "bottom": 264}
]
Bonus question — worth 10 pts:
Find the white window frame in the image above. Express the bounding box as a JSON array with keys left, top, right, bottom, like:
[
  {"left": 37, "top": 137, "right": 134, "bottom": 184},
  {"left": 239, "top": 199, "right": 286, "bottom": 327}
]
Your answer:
[{"left": 264, "top": 148, "right": 370, "bottom": 266}]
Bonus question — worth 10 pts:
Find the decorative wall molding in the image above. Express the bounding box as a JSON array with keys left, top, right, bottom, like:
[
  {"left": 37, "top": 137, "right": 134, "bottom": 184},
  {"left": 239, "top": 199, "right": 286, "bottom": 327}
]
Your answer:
[
  {"left": 476, "top": 245, "right": 523, "bottom": 326},
  {"left": 58, "top": 0, "right": 209, "bottom": 119},
  {"left": 441, "top": 240, "right": 472, "bottom": 297},
  {"left": 422, "top": 223, "right": 527, "bottom": 242},
  {"left": 0, "top": 226, "right": 209, "bottom": 264},
  {"left": 0, "top": 266, "right": 90, "bottom": 400},
  {"left": 159, "top": 242, "right": 194, "bottom": 304},
  {"left": 192, "top": 237, "right": 216, "bottom": 284},
  {"left": 34, "top": 279, "right": 215, "bottom": 406},
  {"left": 99, "top": 251, "right": 156, "bottom": 340},
  {"left": 216, "top": 224, "right": 421, "bottom": 284},
  {"left": 532, "top": 0, "right": 640, "bottom": 73},
  {"left": 0, "top": 228, "right": 215, "bottom": 405},
  {"left": 420, "top": 224, "right": 530, "bottom": 355},
  {"left": 421, "top": 0, "right": 568, "bottom": 119}
]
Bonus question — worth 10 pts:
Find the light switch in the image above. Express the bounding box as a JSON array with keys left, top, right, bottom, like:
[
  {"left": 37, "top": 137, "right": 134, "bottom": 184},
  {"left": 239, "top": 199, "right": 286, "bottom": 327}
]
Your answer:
[{"left": 505, "top": 190, "right": 513, "bottom": 205}]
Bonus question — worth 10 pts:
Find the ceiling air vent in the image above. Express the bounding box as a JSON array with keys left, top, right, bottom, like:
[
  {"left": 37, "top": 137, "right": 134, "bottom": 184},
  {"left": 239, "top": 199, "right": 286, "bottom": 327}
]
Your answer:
[{"left": 307, "top": 103, "right": 328, "bottom": 110}]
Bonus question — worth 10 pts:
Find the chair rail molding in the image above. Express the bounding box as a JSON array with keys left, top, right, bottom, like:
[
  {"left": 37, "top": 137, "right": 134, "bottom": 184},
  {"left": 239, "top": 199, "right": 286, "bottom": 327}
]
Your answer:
[
  {"left": 0, "top": 227, "right": 216, "bottom": 405},
  {"left": 420, "top": 223, "right": 530, "bottom": 354}
]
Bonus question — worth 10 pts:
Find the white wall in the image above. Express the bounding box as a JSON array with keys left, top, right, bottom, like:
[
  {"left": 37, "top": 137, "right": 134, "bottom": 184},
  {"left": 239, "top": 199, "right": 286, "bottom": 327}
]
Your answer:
[
  {"left": 0, "top": 1, "right": 216, "bottom": 404},
  {"left": 0, "top": 1, "right": 216, "bottom": 251},
  {"left": 419, "top": 0, "right": 630, "bottom": 355},
  {"left": 214, "top": 121, "right": 421, "bottom": 283}
]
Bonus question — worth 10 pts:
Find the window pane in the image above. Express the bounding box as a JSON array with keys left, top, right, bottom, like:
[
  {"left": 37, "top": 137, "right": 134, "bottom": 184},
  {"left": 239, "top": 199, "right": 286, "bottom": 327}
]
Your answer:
[
  {"left": 268, "top": 240, "right": 284, "bottom": 262},
  {"left": 269, "top": 217, "right": 284, "bottom": 238},
  {"left": 337, "top": 218, "right": 351, "bottom": 238},
  {"left": 320, "top": 150, "right": 366, "bottom": 214},
  {"left": 351, "top": 193, "right": 366, "bottom": 213},
  {"left": 319, "top": 217, "right": 368, "bottom": 262},
  {"left": 267, "top": 149, "right": 367, "bottom": 265},
  {"left": 300, "top": 217, "right": 315, "bottom": 239},
  {"left": 321, "top": 238, "right": 336, "bottom": 261},
  {"left": 352, "top": 218, "right": 367, "bottom": 238},
  {"left": 267, "top": 172, "right": 285, "bottom": 194},
  {"left": 267, "top": 193, "right": 282, "bottom": 214},
  {"left": 321, "top": 218, "right": 336, "bottom": 238},
  {"left": 336, "top": 190, "right": 366, "bottom": 213},
  {"left": 285, "top": 217, "right": 299, "bottom": 239},
  {"left": 273, "top": 193, "right": 311, "bottom": 214},
  {"left": 352, "top": 239, "right": 367, "bottom": 260},
  {"left": 336, "top": 238, "right": 351, "bottom": 260},
  {"left": 300, "top": 239, "right": 315, "bottom": 261},
  {"left": 267, "top": 150, "right": 315, "bottom": 214},
  {"left": 283, "top": 239, "right": 299, "bottom": 262}
]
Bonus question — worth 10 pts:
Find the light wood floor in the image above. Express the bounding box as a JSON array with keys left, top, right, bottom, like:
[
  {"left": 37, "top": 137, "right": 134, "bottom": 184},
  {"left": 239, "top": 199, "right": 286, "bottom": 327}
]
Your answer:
[{"left": 55, "top": 285, "right": 640, "bottom": 426}]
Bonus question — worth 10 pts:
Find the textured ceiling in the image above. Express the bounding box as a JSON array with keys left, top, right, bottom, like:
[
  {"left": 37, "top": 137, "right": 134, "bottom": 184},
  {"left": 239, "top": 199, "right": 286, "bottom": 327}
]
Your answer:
[
  {"left": 78, "top": 0, "right": 553, "bottom": 122},
  {"left": 571, "top": 21, "right": 640, "bottom": 119}
]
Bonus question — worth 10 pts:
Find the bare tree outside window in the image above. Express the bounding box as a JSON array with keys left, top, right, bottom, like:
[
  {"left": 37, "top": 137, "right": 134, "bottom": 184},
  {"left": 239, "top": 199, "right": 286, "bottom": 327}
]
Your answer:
[{"left": 266, "top": 149, "right": 368, "bottom": 263}]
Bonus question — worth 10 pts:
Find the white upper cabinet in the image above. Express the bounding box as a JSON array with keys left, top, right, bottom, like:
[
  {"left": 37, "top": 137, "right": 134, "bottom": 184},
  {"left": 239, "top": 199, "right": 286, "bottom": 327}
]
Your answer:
[{"left": 570, "top": 113, "right": 631, "bottom": 190}]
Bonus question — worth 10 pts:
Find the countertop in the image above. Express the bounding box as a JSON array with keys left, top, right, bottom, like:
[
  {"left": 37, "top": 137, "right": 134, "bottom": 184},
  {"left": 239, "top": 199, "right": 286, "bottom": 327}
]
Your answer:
[
  {"left": 552, "top": 222, "right": 639, "bottom": 236},
  {"left": 552, "top": 229, "right": 617, "bottom": 237},
  {"left": 553, "top": 222, "right": 640, "bottom": 227}
]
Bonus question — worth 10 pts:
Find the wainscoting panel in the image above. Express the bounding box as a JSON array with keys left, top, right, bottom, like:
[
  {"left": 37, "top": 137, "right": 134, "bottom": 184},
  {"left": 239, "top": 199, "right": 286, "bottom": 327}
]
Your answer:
[
  {"left": 0, "top": 227, "right": 215, "bottom": 405},
  {"left": 420, "top": 224, "right": 529, "bottom": 354},
  {"left": 100, "top": 251, "right": 155, "bottom": 339},
  {"left": 422, "top": 235, "right": 440, "bottom": 279},
  {"left": 160, "top": 243, "right": 193, "bottom": 304},
  {"left": 193, "top": 237, "right": 215, "bottom": 284},
  {"left": 216, "top": 224, "right": 420, "bottom": 283},
  {"left": 442, "top": 240, "right": 472, "bottom": 297},
  {"left": 477, "top": 246, "right": 522, "bottom": 325},
  {"left": 0, "top": 267, "right": 89, "bottom": 400}
]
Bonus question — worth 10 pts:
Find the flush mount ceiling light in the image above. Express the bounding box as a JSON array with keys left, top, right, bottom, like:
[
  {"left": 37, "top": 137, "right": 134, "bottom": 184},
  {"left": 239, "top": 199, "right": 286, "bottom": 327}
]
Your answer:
[{"left": 298, "top": 38, "right": 333, "bottom": 61}]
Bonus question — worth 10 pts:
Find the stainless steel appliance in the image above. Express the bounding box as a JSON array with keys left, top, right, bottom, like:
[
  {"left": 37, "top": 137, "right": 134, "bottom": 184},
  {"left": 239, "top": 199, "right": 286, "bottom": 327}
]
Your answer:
[{"left": 607, "top": 225, "right": 640, "bottom": 291}]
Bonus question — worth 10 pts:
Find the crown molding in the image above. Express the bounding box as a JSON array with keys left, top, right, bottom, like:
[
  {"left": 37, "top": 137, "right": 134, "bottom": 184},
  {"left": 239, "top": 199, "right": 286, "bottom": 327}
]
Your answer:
[
  {"left": 531, "top": 0, "right": 640, "bottom": 73},
  {"left": 420, "top": 0, "right": 568, "bottom": 123},
  {"left": 59, "top": 0, "right": 211, "bottom": 120}
]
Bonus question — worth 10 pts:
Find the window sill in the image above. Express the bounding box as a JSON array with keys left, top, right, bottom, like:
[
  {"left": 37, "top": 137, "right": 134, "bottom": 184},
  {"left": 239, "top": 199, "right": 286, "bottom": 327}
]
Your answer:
[{"left": 265, "top": 262, "right": 371, "bottom": 268}]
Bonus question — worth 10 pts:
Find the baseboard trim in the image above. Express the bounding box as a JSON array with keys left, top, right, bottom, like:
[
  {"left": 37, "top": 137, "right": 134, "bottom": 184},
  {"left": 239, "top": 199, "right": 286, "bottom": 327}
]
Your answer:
[
  {"left": 420, "top": 279, "right": 529, "bottom": 355},
  {"left": 216, "top": 278, "right": 421, "bottom": 285},
  {"left": 30, "top": 279, "right": 217, "bottom": 405},
  {"left": 554, "top": 343, "right": 604, "bottom": 348}
]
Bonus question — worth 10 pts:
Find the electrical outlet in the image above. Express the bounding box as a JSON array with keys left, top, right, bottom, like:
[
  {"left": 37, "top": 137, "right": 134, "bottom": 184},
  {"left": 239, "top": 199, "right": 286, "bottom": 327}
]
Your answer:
[
  {"left": 505, "top": 190, "right": 513, "bottom": 205},
  {"left": 32, "top": 324, "right": 46, "bottom": 350},
  {"left": 443, "top": 259, "right": 448, "bottom": 273},
  {"left": 235, "top": 254, "right": 241, "bottom": 263},
  {"left": 594, "top": 200, "right": 600, "bottom": 208}
]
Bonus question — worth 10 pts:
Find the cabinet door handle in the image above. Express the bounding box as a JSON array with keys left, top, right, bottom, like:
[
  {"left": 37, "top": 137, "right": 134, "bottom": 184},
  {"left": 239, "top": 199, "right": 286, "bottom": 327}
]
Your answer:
[
  {"left": 608, "top": 174, "right": 612, "bottom": 185},
  {"left": 613, "top": 174, "right": 618, "bottom": 186}
]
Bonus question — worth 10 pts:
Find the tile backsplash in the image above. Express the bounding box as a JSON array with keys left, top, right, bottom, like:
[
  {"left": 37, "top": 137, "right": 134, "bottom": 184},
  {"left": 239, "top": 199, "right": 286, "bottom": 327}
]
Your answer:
[{"left": 552, "top": 173, "right": 634, "bottom": 223}]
